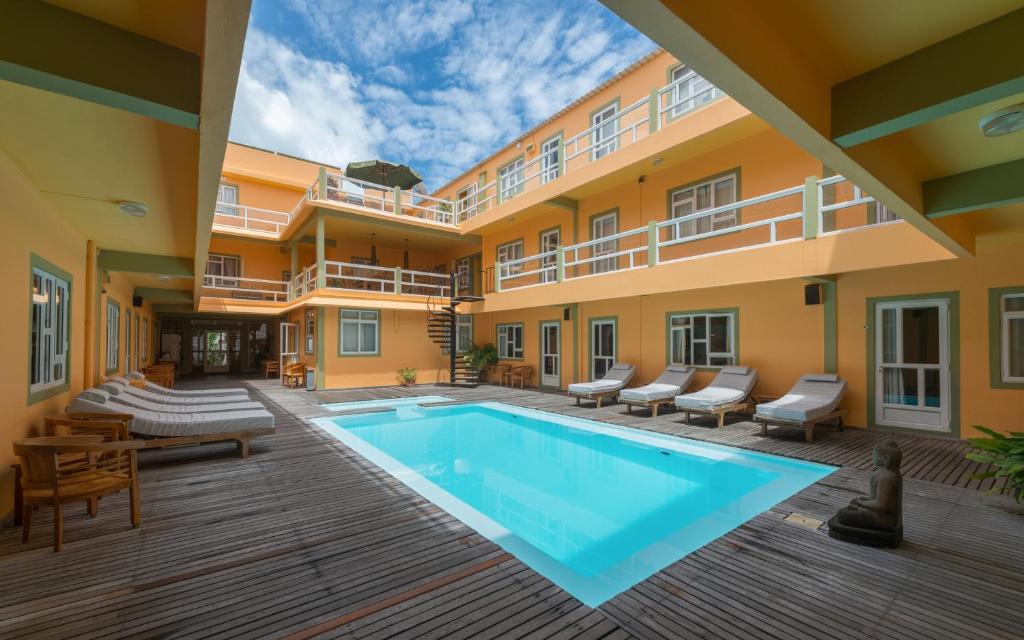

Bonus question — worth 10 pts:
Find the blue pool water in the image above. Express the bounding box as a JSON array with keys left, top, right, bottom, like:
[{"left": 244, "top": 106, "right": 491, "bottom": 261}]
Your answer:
[
  {"left": 321, "top": 395, "right": 454, "bottom": 412},
  {"left": 314, "top": 402, "right": 834, "bottom": 606}
]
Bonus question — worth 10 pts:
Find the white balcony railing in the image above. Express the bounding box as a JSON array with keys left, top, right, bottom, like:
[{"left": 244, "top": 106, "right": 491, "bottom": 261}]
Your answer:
[
  {"left": 202, "top": 275, "right": 290, "bottom": 302},
  {"left": 496, "top": 175, "right": 899, "bottom": 291},
  {"left": 312, "top": 173, "right": 456, "bottom": 226},
  {"left": 212, "top": 203, "right": 293, "bottom": 236},
  {"left": 323, "top": 261, "right": 450, "bottom": 297}
]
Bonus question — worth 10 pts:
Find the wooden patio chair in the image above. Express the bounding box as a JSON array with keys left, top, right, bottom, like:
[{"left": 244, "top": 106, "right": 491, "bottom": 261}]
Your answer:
[
  {"left": 490, "top": 363, "right": 510, "bottom": 385},
  {"left": 510, "top": 365, "right": 533, "bottom": 389},
  {"left": 46, "top": 414, "right": 131, "bottom": 442},
  {"left": 282, "top": 362, "right": 306, "bottom": 388},
  {"left": 13, "top": 436, "right": 144, "bottom": 551},
  {"left": 263, "top": 359, "right": 280, "bottom": 378}
]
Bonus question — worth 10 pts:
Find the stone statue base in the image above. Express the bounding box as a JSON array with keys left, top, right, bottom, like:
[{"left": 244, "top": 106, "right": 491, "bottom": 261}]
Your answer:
[{"left": 827, "top": 516, "right": 902, "bottom": 548}]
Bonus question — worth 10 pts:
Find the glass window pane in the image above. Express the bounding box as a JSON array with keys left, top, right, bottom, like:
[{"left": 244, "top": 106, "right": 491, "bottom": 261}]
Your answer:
[
  {"left": 693, "top": 316, "right": 706, "bottom": 340},
  {"left": 1004, "top": 295, "right": 1024, "bottom": 312},
  {"left": 881, "top": 308, "right": 898, "bottom": 363},
  {"left": 923, "top": 369, "right": 941, "bottom": 408},
  {"left": 714, "top": 177, "right": 735, "bottom": 205},
  {"left": 361, "top": 323, "right": 376, "bottom": 352},
  {"left": 693, "top": 341, "right": 707, "bottom": 366},
  {"left": 902, "top": 306, "right": 939, "bottom": 364},
  {"left": 671, "top": 330, "right": 684, "bottom": 364},
  {"left": 708, "top": 316, "right": 729, "bottom": 353},
  {"left": 1008, "top": 317, "right": 1024, "bottom": 378},
  {"left": 883, "top": 367, "right": 918, "bottom": 406},
  {"left": 342, "top": 325, "right": 359, "bottom": 352}
]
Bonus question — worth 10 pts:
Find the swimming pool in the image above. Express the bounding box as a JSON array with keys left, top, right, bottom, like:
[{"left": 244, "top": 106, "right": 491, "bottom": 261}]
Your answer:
[
  {"left": 313, "top": 402, "right": 834, "bottom": 606},
  {"left": 321, "top": 395, "right": 455, "bottom": 413}
]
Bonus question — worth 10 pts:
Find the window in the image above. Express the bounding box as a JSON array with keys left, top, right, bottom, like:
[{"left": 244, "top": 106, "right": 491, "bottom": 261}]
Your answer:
[
  {"left": 540, "top": 135, "right": 561, "bottom": 184},
  {"left": 1001, "top": 293, "right": 1024, "bottom": 383},
  {"left": 497, "top": 239, "right": 524, "bottom": 276},
  {"left": 206, "top": 254, "right": 241, "bottom": 278},
  {"left": 539, "top": 228, "right": 560, "bottom": 282},
  {"left": 874, "top": 203, "right": 899, "bottom": 224},
  {"left": 669, "top": 173, "right": 738, "bottom": 239},
  {"left": 497, "top": 324, "right": 523, "bottom": 359},
  {"left": 591, "top": 318, "right": 616, "bottom": 379},
  {"left": 29, "top": 265, "right": 70, "bottom": 395},
  {"left": 456, "top": 184, "right": 478, "bottom": 220},
  {"left": 668, "top": 312, "right": 736, "bottom": 367},
  {"left": 340, "top": 309, "right": 379, "bottom": 355},
  {"left": 669, "top": 65, "right": 717, "bottom": 117},
  {"left": 105, "top": 300, "right": 120, "bottom": 372},
  {"left": 590, "top": 211, "right": 617, "bottom": 274},
  {"left": 141, "top": 319, "right": 148, "bottom": 362},
  {"left": 125, "top": 309, "right": 132, "bottom": 372},
  {"left": 498, "top": 157, "right": 525, "bottom": 201},
  {"left": 304, "top": 309, "right": 316, "bottom": 354},
  {"left": 216, "top": 183, "right": 239, "bottom": 215},
  {"left": 454, "top": 257, "right": 473, "bottom": 295},
  {"left": 456, "top": 315, "right": 473, "bottom": 354},
  {"left": 591, "top": 103, "right": 619, "bottom": 160}
]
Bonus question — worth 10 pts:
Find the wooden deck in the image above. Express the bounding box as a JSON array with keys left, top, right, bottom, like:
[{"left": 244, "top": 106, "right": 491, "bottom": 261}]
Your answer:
[{"left": 0, "top": 379, "right": 1021, "bottom": 640}]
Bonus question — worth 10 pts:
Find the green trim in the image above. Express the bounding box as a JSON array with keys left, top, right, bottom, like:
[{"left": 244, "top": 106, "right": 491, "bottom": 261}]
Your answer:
[
  {"left": 544, "top": 196, "right": 578, "bottom": 212},
  {"left": 133, "top": 287, "right": 192, "bottom": 304},
  {"left": 587, "top": 315, "right": 618, "bottom": 380},
  {"left": 924, "top": 159, "right": 1024, "bottom": 218},
  {"left": 27, "top": 254, "right": 74, "bottom": 405},
  {"left": 865, "top": 292, "right": 960, "bottom": 438},
  {"left": 337, "top": 307, "right": 381, "bottom": 357},
  {"left": 97, "top": 250, "right": 193, "bottom": 277},
  {"left": 104, "top": 298, "right": 121, "bottom": 375},
  {"left": 588, "top": 208, "right": 619, "bottom": 275},
  {"left": 663, "top": 308, "right": 740, "bottom": 371},
  {"left": 802, "top": 176, "right": 819, "bottom": 239},
  {"left": 495, "top": 322, "right": 525, "bottom": 360},
  {"left": 316, "top": 307, "right": 326, "bottom": 389},
  {"left": 822, "top": 281, "right": 837, "bottom": 374},
  {"left": 665, "top": 167, "right": 743, "bottom": 228},
  {"left": 537, "top": 319, "right": 562, "bottom": 389},
  {"left": 988, "top": 285, "right": 1024, "bottom": 389}
]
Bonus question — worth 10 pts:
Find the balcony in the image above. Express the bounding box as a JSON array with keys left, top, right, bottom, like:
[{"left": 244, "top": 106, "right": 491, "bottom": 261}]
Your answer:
[{"left": 211, "top": 202, "right": 298, "bottom": 238}]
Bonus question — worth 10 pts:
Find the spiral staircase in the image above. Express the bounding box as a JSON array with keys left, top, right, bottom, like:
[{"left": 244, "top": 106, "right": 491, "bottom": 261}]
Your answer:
[{"left": 426, "top": 273, "right": 483, "bottom": 387}]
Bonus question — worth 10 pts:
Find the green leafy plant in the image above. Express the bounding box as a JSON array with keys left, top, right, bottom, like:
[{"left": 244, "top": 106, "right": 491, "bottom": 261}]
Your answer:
[
  {"left": 967, "top": 425, "right": 1024, "bottom": 503},
  {"left": 464, "top": 343, "right": 498, "bottom": 372},
  {"left": 397, "top": 367, "right": 418, "bottom": 386}
]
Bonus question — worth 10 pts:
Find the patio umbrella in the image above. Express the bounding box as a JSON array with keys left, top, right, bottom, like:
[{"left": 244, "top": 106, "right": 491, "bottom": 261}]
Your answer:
[{"left": 345, "top": 160, "right": 423, "bottom": 190}]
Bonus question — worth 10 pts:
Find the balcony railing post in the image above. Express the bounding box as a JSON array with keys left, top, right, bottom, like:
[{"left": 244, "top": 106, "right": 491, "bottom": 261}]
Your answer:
[
  {"left": 317, "top": 166, "right": 327, "bottom": 200},
  {"left": 393, "top": 186, "right": 402, "bottom": 215},
  {"left": 648, "top": 88, "right": 660, "bottom": 134},
  {"left": 647, "top": 221, "right": 659, "bottom": 266},
  {"left": 315, "top": 213, "right": 326, "bottom": 289},
  {"left": 494, "top": 264, "right": 502, "bottom": 293},
  {"left": 555, "top": 248, "right": 565, "bottom": 283},
  {"left": 394, "top": 267, "right": 402, "bottom": 294},
  {"left": 802, "top": 176, "right": 819, "bottom": 239}
]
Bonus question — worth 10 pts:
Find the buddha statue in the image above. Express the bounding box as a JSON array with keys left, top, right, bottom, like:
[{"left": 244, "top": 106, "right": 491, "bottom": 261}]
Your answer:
[{"left": 828, "top": 438, "right": 903, "bottom": 547}]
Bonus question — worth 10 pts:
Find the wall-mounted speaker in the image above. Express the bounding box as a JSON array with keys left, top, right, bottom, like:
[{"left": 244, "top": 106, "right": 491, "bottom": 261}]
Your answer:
[
  {"left": 133, "top": 295, "right": 144, "bottom": 307},
  {"left": 804, "top": 284, "right": 821, "bottom": 305}
]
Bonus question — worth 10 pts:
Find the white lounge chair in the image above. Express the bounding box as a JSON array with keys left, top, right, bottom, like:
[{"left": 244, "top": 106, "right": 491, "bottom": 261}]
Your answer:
[
  {"left": 674, "top": 366, "right": 758, "bottom": 427},
  {"left": 619, "top": 365, "right": 696, "bottom": 416},
  {"left": 567, "top": 363, "right": 637, "bottom": 408},
  {"left": 124, "top": 371, "right": 250, "bottom": 399},
  {"left": 754, "top": 374, "right": 847, "bottom": 443},
  {"left": 108, "top": 377, "right": 248, "bottom": 405},
  {"left": 97, "top": 382, "right": 264, "bottom": 413},
  {"left": 69, "top": 389, "right": 274, "bottom": 457}
]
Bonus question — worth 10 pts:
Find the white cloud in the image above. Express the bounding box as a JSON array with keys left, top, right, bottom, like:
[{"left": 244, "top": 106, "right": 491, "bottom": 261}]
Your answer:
[{"left": 233, "top": 1, "right": 655, "bottom": 189}]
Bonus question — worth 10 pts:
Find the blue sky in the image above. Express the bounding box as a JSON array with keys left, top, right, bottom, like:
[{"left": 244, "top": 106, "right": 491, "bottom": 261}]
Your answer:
[{"left": 229, "top": 0, "right": 655, "bottom": 190}]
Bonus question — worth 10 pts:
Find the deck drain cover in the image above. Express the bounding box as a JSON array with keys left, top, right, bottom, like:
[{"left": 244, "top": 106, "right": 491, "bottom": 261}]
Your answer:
[{"left": 784, "top": 513, "right": 823, "bottom": 530}]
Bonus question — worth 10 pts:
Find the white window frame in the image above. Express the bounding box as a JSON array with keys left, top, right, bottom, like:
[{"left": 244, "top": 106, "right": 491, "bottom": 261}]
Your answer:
[
  {"left": 539, "top": 228, "right": 560, "bottom": 283},
  {"left": 590, "top": 318, "right": 616, "bottom": 379},
  {"left": 497, "top": 239, "right": 525, "bottom": 276},
  {"left": 456, "top": 314, "right": 473, "bottom": 354},
  {"left": 540, "top": 135, "right": 562, "bottom": 184},
  {"left": 497, "top": 323, "right": 524, "bottom": 360},
  {"left": 206, "top": 253, "right": 242, "bottom": 278},
  {"left": 591, "top": 103, "right": 619, "bottom": 160},
  {"left": 590, "top": 211, "right": 618, "bottom": 275},
  {"left": 668, "top": 312, "right": 736, "bottom": 368},
  {"left": 670, "top": 65, "right": 718, "bottom": 117},
  {"left": 1002, "top": 293, "right": 1024, "bottom": 383},
  {"left": 105, "top": 300, "right": 120, "bottom": 372},
  {"left": 29, "top": 266, "right": 70, "bottom": 394},
  {"left": 498, "top": 157, "right": 525, "bottom": 202},
  {"left": 340, "top": 309, "right": 379, "bottom": 356},
  {"left": 456, "top": 183, "right": 478, "bottom": 220},
  {"left": 216, "top": 183, "right": 239, "bottom": 215},
  {"left": 669, "top": 173, "right": 738, "bottom": 239}
]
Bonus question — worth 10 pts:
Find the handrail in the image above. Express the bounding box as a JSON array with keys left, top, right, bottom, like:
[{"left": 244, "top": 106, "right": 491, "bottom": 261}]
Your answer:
[
  {"left": 202, "top": 275, "right": 290, "bottom": 302},
  {"left": 211, "top": 203, "right": 293, "bottom": 236}
]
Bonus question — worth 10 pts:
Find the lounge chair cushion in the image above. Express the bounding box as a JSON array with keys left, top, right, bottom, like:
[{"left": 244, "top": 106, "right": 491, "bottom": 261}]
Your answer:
[
  {"left": 620, "top": 366, "right": 695, "bottom": 403},
  {"left": 95, "top": 384, "right": 264, "bottom": 413},
  {"left": 107, "top": 378, "right": 249, "bottom": 405},
  {"left": 69, "top": 393, "right": 275, "bottom": 437},
  {"left": 567, "top": 363, "right": 637, "bottom": 398},
  {"left": 756, "top": 375, "right": 847, "bottom": 423},
  {"left": 78, "top": 388, "right": 110, "bottom": 404},
  {"left": 117, "top": 374, "right": 249, "bottom": 398},
  {"left": 675, "top": 366, "right": 758, "bottom": 410}
]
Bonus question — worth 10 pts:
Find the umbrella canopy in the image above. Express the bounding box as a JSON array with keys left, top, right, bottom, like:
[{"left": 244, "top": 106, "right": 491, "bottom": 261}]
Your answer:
[{"left": 345, "top": 160, "right": 423, "bottom": 190}]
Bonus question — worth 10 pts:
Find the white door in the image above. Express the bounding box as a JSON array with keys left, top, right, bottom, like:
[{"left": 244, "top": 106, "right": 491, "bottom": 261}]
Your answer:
[
  {"left": 591, "top": 319, "right": 615, "bottom": 380},
  {"left": 875, "top": 299, "right": 951, "bottom": 432},
  {"left": 280, "top": 322, "right": 299, "bottom": 378},
  {"left": 540, "top": 228, "right": 560, "bottom": 283},
  {"left": 541, "top": 321, "right": 560, "bottom": 387},
  {"left": 204, "top": 330, "right": 230, "bottom": 374},
  {"left": 591, "top": 212, "right": 617, "bottom": 274},
  {"left": 540, "top": 136, "right": 561, "bottom": 184}
]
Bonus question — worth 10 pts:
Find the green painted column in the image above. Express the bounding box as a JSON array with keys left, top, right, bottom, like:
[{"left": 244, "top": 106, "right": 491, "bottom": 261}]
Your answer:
[
  {"left": 555, "top": 248, "right": 565, "bottom": 283},
  {"left": 315, "top": 213, "right": 326, "bottom": 290},
  {"left": 394, "top": 267, "right": 403, "bottom": 294},
  {"left": 822, "top": 280, "right": 837, "bottom": 374},
  {"left": 289, "top": 243, "right": 298, "bottom": 283},
  {"left": 317, "top": 166, "right": 328, "bottom": 199},
  {"left": 802, "top": 175, "right": 819, "bottom": 239},
  {"left": 393, "top": 186, "right": 402, "bottom": 215},
  {"left": 648, "top": 88, "right": 660, "bottom": 134},
  {"left": 647, "top": 221, "right": 659, "bottom": 266},
  {"left": 494, "top": 264, "right": 502, "bottom": 293},
  {"left": 315, "top": 306, "right": 325, "bottom": 389}
]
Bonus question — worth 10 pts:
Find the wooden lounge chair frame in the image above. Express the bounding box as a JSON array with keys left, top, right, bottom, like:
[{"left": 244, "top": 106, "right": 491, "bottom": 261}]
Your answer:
[
  {"left": 680, "top": 399, "right": 754, "bottom": 428},
  {"left": 622, "top": 396, "right": 675, "bottom": 417},
  {"left": 755, "top": 410, "right": 846, "bottom": 443},
  {"left": 66, "top": 412, "right": 272, "bottom": 458},
  {"left": 573, "top": 388, "right": 622, "bottom": 409}
]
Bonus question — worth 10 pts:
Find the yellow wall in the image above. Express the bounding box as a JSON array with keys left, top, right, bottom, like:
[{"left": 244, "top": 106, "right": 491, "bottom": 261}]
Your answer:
[
  {"left": 98, "top": 272, "right": 155, "bottom": 379},
  {"left": 0, "top": 150, "right": 88, "bottom": 521}
]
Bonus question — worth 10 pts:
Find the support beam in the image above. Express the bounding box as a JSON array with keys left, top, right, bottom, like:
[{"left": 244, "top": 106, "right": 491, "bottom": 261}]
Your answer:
[
  {"left": 924, "top": 159, "right": 1024, "bottom": 218},
  {"left": 315, "top": 213, "right": 326, "bottom": 289},
  {"left": 0, "top": 1, "right": 200, "bottom": 129},
  {"left": 545, "top": 196, "right": 579, "bottom": 212},
  {"left": 134, "top": 287, "right": 194, "bottom": 305},
  {"left": 832, "top": 9, "right": 1024, "bottom": 147},
  {"left": 97, "top": 250, "right": 193, "bottom": 277}
]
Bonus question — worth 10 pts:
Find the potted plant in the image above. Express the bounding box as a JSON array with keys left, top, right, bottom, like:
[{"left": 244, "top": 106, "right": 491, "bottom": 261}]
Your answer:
[
  {"left": 397, "top": 367, "right": 417, "bottom": 386},
  {"left": 465, "top": 343, "right": 498, "bottom": 373},
  {"left": 966, "top": 425, "right": 1024, "bottom": 513}
]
